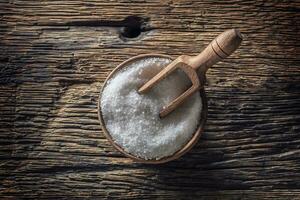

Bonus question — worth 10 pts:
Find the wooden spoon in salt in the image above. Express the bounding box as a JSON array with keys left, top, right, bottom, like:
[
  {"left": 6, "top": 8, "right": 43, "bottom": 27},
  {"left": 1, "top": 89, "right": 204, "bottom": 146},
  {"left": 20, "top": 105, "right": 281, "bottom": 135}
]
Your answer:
[
  {"left": 139, "top": 29, "right": 243, "bottom": 118},
  {"left": 98, "top": 29, "right": 242, "bottom": 164}
]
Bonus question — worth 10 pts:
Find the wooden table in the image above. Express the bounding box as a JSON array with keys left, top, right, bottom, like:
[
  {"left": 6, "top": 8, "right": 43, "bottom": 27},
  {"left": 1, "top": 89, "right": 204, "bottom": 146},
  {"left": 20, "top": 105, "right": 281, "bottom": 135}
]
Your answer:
[{"left": 1, "top": 1, "right": 299, "bottom": 199}]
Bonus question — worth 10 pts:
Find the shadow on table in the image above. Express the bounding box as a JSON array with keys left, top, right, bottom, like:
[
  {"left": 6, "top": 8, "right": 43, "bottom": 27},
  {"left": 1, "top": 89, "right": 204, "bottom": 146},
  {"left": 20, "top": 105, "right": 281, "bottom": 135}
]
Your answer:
[{"left": 137, "top": 142, "right": 249, "bottom": 194}]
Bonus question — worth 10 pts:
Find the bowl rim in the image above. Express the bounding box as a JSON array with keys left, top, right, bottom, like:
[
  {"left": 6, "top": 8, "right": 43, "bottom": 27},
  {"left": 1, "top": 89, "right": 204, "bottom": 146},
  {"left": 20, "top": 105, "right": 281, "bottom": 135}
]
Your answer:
[{"left": 97, "top": 53, "right": 207, "bottom": 164}]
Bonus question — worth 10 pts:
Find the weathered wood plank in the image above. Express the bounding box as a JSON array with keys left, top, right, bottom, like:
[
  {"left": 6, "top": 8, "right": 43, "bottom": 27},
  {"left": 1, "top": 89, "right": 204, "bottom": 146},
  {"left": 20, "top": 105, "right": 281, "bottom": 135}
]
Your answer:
[{"left": 0, "top": 0, "right": 300, "bottom": 199}]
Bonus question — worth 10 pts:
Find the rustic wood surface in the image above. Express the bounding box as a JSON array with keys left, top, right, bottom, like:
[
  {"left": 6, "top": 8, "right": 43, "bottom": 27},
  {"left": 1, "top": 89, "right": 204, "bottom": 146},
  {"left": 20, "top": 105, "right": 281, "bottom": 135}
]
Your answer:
[{"left": 0, "top": 0, "right": 300, "bottom": 199}]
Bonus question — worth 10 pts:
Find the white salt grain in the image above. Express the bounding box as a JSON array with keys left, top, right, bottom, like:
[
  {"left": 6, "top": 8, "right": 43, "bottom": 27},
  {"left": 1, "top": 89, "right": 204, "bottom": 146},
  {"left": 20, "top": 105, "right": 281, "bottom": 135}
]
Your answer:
[{"left": 100, "top": 57, "right": 202, "bottom": 160}]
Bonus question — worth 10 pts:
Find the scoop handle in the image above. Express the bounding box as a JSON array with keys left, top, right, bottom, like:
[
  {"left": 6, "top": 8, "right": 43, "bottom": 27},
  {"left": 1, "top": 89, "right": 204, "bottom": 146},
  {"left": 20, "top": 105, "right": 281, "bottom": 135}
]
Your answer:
[{"left": 189, "top": 29, "right": 243, "bottom": 74}]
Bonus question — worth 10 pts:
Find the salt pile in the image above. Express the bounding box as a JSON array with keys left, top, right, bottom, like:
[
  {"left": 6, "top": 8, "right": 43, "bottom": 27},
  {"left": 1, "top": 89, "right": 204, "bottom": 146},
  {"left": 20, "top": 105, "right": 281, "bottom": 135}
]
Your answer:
[{"left": 100, "top": 57, "right": 202, "bottom": 160}]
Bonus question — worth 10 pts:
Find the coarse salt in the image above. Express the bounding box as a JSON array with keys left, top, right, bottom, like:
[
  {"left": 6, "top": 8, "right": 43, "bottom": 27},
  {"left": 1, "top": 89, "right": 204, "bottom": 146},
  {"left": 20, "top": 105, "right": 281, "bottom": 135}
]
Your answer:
[{"left": 100, "top": 57, "right": 202, "bottom": 160}]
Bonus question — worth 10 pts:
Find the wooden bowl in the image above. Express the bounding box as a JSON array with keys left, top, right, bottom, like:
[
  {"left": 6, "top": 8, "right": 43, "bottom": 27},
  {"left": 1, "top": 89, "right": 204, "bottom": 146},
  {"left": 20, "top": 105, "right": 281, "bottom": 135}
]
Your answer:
[{"left": 98, "top": 54, "right": 207, "bottom": 164}]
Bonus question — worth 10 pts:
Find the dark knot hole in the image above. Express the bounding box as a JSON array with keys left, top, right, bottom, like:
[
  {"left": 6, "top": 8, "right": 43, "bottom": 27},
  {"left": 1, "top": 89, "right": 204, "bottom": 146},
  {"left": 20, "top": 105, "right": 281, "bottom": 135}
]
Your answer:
[{"left": 120, "top": 16, "right": 144, "bottom": 39}]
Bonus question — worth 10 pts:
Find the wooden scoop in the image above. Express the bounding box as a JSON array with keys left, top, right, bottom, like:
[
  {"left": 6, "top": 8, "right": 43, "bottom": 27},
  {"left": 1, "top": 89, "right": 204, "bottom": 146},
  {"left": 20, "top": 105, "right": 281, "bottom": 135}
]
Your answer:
[{"left": 138, "top": 29, "right": 243, "bottom": 118}]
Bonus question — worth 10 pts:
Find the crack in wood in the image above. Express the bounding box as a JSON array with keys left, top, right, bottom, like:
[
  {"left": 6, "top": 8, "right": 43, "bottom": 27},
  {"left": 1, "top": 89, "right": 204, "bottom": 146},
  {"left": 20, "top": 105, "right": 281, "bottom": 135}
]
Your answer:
[{"left": 36, "top": 16, "right": 153, "bottom": 39}]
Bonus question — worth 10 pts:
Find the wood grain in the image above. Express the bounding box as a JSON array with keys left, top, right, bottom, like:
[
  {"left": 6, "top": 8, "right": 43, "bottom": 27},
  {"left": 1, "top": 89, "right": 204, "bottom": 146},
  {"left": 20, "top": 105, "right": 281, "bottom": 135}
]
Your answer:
[{"left": 0, "top": 0, "right": 300, "bottom": 199}]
